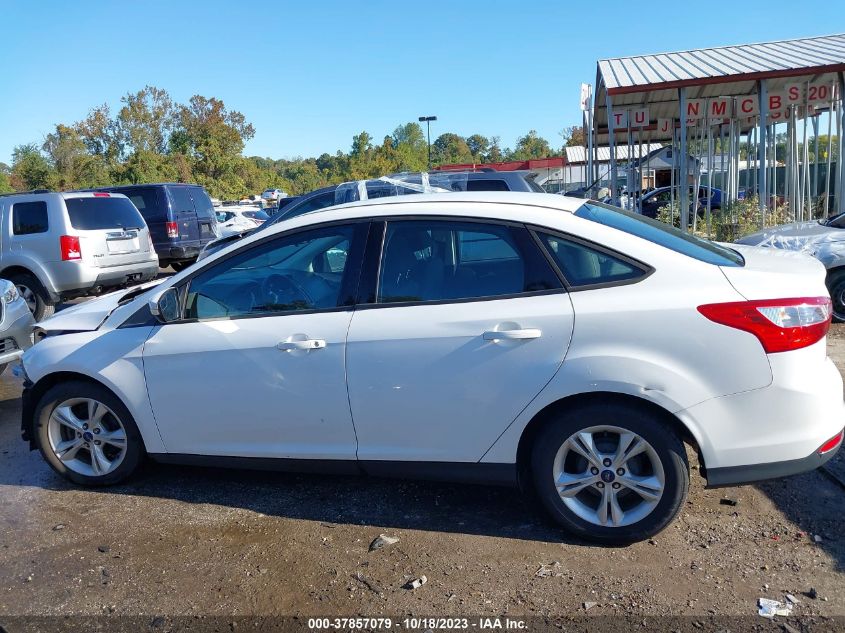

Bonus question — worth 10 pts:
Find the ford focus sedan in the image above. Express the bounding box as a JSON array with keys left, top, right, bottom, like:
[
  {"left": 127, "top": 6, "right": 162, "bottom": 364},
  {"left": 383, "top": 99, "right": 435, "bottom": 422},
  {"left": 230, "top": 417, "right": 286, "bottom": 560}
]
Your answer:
[{"left": 19, "top": 192, "right": 844, "bottom": 543}]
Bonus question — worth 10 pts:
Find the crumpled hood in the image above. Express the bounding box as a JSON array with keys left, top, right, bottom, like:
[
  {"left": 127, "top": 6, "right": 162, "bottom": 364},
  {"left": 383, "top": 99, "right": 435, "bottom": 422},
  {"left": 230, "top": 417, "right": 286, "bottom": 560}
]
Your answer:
[
  {"left": 37, "top": 280, "right": 164, "bottom": 332},
  {"left": 736, "top": 221, "right": 845, "bottom": 268}
]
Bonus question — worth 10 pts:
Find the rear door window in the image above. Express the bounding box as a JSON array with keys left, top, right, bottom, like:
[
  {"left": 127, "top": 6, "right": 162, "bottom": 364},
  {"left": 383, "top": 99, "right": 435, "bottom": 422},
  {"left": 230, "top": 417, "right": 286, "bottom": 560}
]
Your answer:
[
  {"left": 12, "top": 201, "right": 48, "bottom": 235},
  {"left": 189, "top": 187, "right": 215, "bottom": 219},
  {"left": 64, "top": 197, "right": 146, "bottom": 230},
  {"left": 376, "top": 220, "right": 561, "bottom": 304}
]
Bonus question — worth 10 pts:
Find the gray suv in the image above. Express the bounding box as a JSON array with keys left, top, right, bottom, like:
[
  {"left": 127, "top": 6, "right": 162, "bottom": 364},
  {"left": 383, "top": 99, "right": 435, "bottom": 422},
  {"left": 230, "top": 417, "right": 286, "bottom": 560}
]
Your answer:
[{"left": 0, "top": 191, "right": 159, "bottom": 320}]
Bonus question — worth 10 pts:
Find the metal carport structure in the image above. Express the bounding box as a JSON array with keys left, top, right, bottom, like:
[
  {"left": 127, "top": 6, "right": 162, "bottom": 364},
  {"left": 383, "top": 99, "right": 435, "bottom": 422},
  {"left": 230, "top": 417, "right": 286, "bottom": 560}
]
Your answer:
[{"left": 590, "top": 33, "right": 845, "bottom": 231}]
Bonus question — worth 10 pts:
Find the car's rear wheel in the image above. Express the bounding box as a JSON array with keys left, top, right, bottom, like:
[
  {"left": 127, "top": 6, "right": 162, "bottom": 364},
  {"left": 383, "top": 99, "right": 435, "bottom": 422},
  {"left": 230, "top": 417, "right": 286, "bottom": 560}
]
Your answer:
[
  {"left": 170, "top": 260, "right": 194, "bottom": 272},
  {"left": 9, "top": 272, "right": 54, "bottom": 321},
  {"left": 531, "top": 401, "right": 689, "bottom": 544},
  {"left": 34, "top": 380, "right": 144, "bottom": 486},
  {"left": 826, "top": 269, "right": 845, "bottom": 322}
]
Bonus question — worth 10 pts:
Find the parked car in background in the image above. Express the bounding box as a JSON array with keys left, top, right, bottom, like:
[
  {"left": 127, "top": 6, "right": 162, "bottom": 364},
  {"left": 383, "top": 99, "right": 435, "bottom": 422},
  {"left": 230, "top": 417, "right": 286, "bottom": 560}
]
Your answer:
[
  {"left": 261, "top": 188, "right": 287, "bottom": 202},
  {"left": 639, "top": 187, "right": 722, "bottom": 219},
  {"left": 21, "top": 192, "right": 843, "bottom": 544},
  {"left": 0, "top": 190, "right": 158, "bottom": 320},
  {"left": 215, "top": 206, "right": 270, "bottom": 237},
  {"left": 93, "top": 184, "right": 217, "bottom": 272},
  {"left": 0, "top": 278, "right": 34, "bottom": 374},
  {"left": 197, "top": 170, "right": 547, "bottom": 261},
  {"left": 267, "top": 195, "right": 300, "bottom": 217},
  {"left": 738, "top": 212, "right": 845, "bottom": 321}
]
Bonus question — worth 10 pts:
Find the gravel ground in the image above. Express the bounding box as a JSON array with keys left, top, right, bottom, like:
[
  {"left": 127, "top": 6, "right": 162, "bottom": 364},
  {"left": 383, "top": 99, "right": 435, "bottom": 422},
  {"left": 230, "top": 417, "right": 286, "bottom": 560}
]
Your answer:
[{"left": 0, "top": 323, "right": 843, "bottom": 624}]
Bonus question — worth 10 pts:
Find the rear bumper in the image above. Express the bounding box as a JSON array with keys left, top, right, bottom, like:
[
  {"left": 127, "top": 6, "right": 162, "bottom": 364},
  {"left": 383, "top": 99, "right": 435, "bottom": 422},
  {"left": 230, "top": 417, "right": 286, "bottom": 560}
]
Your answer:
[
  {"left": 676, "top": 342, "right": 845, "bottom": 486},
  {"left": 706, "top": 439, "right": 841, "bottom": 487},
  {"left": 51, "top": 259, "right": 159, "bottom": 298},
  {"left": 160, "top": 245, "right": 201, "bottom": 262}
]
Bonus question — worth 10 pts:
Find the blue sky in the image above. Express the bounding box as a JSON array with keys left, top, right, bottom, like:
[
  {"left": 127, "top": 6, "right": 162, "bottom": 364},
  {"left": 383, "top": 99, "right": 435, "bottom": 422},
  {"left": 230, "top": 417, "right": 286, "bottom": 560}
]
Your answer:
[{"left": 1, "top": 0, "right": 842, "bottom": 164}]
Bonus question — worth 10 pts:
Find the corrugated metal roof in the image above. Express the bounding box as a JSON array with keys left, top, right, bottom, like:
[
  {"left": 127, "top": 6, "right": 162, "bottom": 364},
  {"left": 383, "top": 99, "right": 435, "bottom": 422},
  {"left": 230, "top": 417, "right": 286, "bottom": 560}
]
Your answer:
[
  {"left": 565, "top": 144, "right": 664, "bottom": 164},
  {"left": 599, "top": 33, "right": 845, "bottom": 94}
]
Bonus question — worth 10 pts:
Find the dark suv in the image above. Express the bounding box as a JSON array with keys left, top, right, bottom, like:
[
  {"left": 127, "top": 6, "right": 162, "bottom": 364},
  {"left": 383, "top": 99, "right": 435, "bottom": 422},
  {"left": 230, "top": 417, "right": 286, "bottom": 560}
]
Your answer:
[
  {"left": 94, "top": 183, "right": 217, "bottom": 271},
  {"left": 197, "top": 171, "right": 544, "bottom": 261}
]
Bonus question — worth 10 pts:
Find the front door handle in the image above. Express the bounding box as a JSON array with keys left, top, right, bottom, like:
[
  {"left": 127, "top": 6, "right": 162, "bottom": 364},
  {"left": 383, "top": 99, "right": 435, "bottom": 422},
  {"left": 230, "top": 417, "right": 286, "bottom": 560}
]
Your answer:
[
  {"left": 276, "top": 339, "right": 326, "bottom": 351},
  {"left": 483, "top": 328, "right": 542, "bottom": 341}
]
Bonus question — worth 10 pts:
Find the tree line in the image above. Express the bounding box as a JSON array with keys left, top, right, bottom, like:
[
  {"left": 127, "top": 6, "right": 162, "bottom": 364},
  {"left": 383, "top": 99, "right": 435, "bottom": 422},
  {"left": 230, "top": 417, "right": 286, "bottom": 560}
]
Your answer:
[{"left": 0, "top": 85, "right": 585, "bottom": 199}]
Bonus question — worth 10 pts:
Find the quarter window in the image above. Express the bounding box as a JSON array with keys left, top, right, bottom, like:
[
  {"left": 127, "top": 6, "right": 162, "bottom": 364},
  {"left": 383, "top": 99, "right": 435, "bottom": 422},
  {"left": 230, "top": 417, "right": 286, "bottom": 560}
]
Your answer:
[
  {"left": 538, "top": 233, "right": 644, "bottom": 287},
  {"left": 13, "top": 201, "right": 48, "bottom": 235},
  {"left": 377, "top": 220, "right": 561, "bottom": 304},
  {"left": 185, "top": 225, "right": 357, "bottom": 320}
]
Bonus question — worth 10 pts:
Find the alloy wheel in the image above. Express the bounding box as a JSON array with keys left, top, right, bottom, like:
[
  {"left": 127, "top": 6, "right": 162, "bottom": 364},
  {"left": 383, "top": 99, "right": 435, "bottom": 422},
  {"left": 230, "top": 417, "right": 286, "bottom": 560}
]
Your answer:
[
  {"left": 553, "top": 425, "right": 665, "bottom": 528},
  {"left": 46, "top": 398, "right": 128, "bottom": 477}
]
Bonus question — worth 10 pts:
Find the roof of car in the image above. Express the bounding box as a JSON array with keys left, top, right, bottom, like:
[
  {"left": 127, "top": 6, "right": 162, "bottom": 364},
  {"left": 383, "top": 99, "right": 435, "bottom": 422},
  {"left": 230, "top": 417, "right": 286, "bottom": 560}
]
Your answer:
[{"left": 322, "top": 191, "right": 580, "bottom": 213}]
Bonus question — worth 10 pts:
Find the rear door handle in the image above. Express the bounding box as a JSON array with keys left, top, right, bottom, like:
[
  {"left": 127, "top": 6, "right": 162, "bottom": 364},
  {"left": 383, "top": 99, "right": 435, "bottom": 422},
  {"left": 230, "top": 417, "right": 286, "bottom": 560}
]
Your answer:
[
  {"left": 483, "top": 328, "right": 542, "bottom": 341},
  {"left": 276, "top": 339, "right": 326, "bottom": 351}
]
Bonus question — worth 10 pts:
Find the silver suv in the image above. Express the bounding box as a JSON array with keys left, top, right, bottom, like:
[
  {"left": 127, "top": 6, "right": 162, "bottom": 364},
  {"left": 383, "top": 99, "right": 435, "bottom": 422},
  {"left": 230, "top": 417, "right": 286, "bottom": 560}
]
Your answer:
[{"left": 0, "top": 191, "right": 159, "bottom": 320}]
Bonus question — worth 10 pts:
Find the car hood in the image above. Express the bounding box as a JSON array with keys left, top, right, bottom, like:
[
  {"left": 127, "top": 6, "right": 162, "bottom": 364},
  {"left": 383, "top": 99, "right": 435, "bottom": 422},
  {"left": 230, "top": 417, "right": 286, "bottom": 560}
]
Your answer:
[
  {"left": 720, "top": 244, "right": 828, "bottom": 300},
  {"left": 37, "top": 280, "right": 164, "bottom": 332},
  {"left": 735, "top": 221, "right": 845, "bottom": 267}
]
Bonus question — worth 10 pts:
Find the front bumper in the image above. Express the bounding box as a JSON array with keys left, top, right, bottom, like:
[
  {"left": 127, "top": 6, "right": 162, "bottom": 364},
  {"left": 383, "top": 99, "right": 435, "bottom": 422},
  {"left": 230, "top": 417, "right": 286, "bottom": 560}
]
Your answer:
[{"left": 0, "top": 299, "right": 34, "bottom": 366}]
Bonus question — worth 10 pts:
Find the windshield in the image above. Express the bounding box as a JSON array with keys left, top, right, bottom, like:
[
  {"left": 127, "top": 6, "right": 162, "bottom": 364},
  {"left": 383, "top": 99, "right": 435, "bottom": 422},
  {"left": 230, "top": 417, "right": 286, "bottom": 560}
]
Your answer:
[
  {"left": 575, "top": 201, "right": 744, "bottom": 267},
  {"left": 65, "top": 196, "right": 146, "bottom": 230}
]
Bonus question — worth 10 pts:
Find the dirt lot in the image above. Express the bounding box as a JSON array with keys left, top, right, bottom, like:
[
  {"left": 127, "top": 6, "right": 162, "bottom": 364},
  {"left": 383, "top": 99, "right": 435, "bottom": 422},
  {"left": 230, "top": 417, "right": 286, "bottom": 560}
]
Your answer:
[{"left": 1, "top": 323, "right": 844, "bottom": 625}]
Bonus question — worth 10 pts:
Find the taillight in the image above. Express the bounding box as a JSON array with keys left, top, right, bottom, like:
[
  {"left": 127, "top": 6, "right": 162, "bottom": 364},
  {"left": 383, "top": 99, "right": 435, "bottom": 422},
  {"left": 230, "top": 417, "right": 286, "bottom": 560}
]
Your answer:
[
  {"left": 93, "top": 192, "right": 110, "bottom": 197},
  {"left": 819, "top": 430, "right": 843, "bottom": 454},
  {"left": 166, "top": 221, "right": 179, "bottom": 239},
  {"left": 697, "top": 297, "right": 832, "bottom": 353},
  {"left": 148, "top": 232, "right": 155, "bottom": 252},
  {"left": 60, "top": 235, "right": 81, "bottom": 261}
]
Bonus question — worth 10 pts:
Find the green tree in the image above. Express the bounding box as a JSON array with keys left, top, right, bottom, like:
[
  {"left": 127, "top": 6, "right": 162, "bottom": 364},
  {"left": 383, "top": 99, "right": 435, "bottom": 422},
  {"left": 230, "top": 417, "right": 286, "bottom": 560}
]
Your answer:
[
  {"left": 432, "top": 133, "right": 473, "bottom": 165},
  {"left": 116, "top": 86, "right": 177, "bottom": 157},
  {"left": 10, "top": 144, "right": 53, "bottom": 190},
  {"left": 508, "top": 130, "right": 552, "bottom": 160},
  {"left": 43, "top": 124, "right": 108, "bottom": 189},
  {"left": 392, "top": 122, "right": 427, "bottom": 171},
  {"left": 0, "top": 163, "right": 13, "bottom": 194}
]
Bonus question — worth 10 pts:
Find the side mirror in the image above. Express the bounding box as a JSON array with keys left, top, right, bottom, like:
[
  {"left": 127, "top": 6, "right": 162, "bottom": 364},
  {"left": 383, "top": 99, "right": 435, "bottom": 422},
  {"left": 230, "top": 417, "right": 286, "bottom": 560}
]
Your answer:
[{"left": 149, "top": 287, "right": 181, "bottom": 323}]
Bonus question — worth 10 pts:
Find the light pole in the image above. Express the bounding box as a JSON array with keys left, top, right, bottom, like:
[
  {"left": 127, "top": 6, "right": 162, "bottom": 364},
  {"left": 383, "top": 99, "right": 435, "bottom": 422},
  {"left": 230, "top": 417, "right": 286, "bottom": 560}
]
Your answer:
[{"left": 418, "top": 115, "right": 437, "bottom": 169}]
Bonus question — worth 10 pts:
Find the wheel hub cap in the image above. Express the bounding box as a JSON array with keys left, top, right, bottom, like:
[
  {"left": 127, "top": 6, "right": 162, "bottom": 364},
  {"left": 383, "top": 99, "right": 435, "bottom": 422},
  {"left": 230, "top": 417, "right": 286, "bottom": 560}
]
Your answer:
[
  {"left": 46, "top": 398, "right": 128, "bottom": 477},
  {"left": 553, "top": 425, "right": 665, "bottom": 528}
]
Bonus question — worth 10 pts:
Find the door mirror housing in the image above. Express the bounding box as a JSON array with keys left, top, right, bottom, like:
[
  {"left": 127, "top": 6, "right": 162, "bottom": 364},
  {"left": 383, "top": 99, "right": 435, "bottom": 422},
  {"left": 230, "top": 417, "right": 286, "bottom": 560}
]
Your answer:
[{"left": 149, "top": 287, "right": 181, "bottom": 323}]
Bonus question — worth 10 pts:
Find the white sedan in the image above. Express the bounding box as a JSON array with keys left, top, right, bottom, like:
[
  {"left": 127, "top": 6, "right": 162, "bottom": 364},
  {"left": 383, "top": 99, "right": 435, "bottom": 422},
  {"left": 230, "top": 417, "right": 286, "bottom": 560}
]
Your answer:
[{"left": 19, "top": 192, "right": 844, "bottom": 543}]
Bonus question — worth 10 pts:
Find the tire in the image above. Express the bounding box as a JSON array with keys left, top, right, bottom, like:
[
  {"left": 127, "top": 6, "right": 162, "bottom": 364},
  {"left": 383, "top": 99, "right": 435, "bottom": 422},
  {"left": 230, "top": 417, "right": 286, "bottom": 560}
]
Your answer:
[
  {"left": 826, "top": 269, "right": 845, "bottom": 323},
  {"left": 170, "top": 260, "right": 195, "bottom": 272},
  {"left": 531, "top": 401, "right": 689, "bottom": 544},
  {"left": 8, "top": 271, "right": 54, "bottom": 321},
  {"left": 33, "top": 380, "right": 144, "bottom": 486}
]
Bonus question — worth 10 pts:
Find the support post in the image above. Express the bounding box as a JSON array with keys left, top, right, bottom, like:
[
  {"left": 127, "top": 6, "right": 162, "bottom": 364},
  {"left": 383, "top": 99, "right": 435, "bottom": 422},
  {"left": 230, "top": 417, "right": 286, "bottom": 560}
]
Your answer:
[
  {"left": 679, "top": 88, "right": 689, "bottom": 232},
  {"left": 606, "top": 92, "right": 618, "bottom": 206},
  {"left": 758, "top": 80, "right": 768, "bottom": 227}
]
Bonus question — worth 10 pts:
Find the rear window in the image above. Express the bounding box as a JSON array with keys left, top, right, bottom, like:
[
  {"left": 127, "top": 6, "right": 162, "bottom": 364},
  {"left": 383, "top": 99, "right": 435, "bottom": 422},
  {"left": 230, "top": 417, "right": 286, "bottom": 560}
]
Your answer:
[
  {"left": 168, "top": 186, "right": 195, "bottom": 213},
  {"left": 120, "top": 188, "right": 163, "bottom": 220},
  {"left": 574, "top": 202, "right": 745, "bottom": 267},
  {"left": 189, "top": 187, "right": 215, "bottom": 218},
  {"left": 466, "top": 179, "right": 510, "bottom": 192},
  {"left": 64, "top": 196, "right": 146, "bottom": 231}
]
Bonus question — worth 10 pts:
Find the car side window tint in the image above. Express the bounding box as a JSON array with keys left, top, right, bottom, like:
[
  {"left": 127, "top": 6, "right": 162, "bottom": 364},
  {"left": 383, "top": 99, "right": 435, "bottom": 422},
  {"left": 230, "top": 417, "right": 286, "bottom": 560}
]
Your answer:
[
  {"left": 12, "top": 201, "right": 48, "bottom": 235},
  {"left": 538, "top": 233, "right": 644, "bottom": 287},
  {"left": 377, "top": 220, "right": 561, "bottom": 304},
  {"left": 168, "top": 187, "right": 195, "bottom": 213},
  {"left": 185, "top": 225, "right": 357, "bottom": 320}
]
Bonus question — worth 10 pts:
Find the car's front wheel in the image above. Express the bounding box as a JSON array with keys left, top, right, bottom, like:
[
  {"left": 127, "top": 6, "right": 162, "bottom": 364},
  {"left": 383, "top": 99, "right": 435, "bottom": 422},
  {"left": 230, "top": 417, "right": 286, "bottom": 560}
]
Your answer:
[
  {"left": 34, "top": 380, "right": 144, "bottom": 486},
  {"left": 531, "top": 401, "right": 689, "bottom": 544}
]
